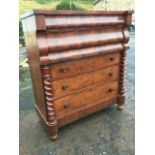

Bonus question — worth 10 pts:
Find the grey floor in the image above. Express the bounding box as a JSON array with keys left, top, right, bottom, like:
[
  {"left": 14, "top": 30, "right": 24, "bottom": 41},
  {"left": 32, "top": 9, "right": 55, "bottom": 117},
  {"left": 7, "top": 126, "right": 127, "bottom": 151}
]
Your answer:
[{"left": 19, "top": 32, "right": 135, "bottom": 155}]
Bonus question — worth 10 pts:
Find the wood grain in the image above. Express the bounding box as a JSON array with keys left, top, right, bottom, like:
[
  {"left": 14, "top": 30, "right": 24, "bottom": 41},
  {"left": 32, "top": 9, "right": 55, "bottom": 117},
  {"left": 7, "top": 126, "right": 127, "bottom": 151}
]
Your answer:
[
  {"left": 53, "top": 81, "right": 119, "bottom": 118},
  {"left": 40, "top": 43, "right": 123, "bottom": 64},
  {"left": 45, "top": 27, "right": 125, "bottom": 53},
  {"left": 58, "top": 98, "right": 117, "bottom": 127},
  {"left": 52, "top": 65, "right": 119, "bottom": 97},
  {"left": 22, "top": 16, "right": 47, "bottom": 120},
  {"left": 50, "top": 52, "right": 120, "bottom": 79}
]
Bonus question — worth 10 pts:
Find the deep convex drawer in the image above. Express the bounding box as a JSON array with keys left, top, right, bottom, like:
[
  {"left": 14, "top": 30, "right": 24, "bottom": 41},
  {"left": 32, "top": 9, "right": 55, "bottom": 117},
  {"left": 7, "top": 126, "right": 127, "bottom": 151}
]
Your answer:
[
  {"left": 50, "top": 52, "right": 120, "bottom": 79},
  {"left": 53, "top": 81, "right": 118, "bottom": 118},
  {"left": 52, "top": 65, "right": 119, "bottom": 97}
]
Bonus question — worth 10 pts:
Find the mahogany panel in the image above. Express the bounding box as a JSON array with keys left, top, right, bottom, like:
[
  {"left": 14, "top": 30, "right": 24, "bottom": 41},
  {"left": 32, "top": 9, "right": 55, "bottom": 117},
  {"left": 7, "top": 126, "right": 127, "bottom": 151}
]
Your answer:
[
  {"left": 40, "top": 43, "right": 124, "bottom": 64},
  {"left": 53, "top": 81, "right": 119, "bottom": 118},
  {"left": 45, "top": 15, "right": 125, "bottom": 29},
  {"left": 21, "top": 16, "right": 47, "bottom": 120},
  {"left": 21, "top": 10, "right": 133, "bottom": 30},
  {"left": 50, "top": 52, "right": 120, "bottom": 79},
  {"left": 45, "top": 27, "right": 126, "bottom": 53},
  {"left": 52, "top": 65, "right": 119, "bottom": 97},
  {"left": 21, "top": 10, "right": 133, "bottom": 18}
]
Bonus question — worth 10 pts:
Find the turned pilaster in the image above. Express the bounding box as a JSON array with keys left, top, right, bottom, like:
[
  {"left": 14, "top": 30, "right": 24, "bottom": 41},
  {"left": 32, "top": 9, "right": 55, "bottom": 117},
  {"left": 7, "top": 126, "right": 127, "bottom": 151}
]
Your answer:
[{"left": 41, "top": 65, "right": 58, "bottom": 140}]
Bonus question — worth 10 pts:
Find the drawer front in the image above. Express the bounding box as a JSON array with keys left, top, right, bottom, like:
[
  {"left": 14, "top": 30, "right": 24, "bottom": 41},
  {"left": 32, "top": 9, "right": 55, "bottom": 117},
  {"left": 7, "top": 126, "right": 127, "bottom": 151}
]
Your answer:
[
  {"left": 54, "top": 81, "right": 118, "bottom": 118},
  {"left": 50, "top": 52, "right": 120, "bottom": 79},
  {"left": 52, "top": 65, "right": 119, "bottom": 97}
]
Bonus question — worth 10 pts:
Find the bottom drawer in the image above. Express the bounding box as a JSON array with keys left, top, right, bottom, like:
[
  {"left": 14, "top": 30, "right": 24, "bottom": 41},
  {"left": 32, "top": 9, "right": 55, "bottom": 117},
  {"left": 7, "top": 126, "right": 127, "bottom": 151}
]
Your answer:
[
  {"left": 54, "top": 81, "right": 119, "bottom": 118},
  {"left": 57, "top": 98, "right": 117, "bottom": 128}
]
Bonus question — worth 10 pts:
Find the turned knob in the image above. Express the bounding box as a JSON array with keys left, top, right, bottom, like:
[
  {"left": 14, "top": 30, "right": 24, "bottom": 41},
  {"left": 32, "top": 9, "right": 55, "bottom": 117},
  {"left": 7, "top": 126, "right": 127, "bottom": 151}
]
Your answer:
[
  {"left": 61, "top": 83, "right": 68, "bottom": 90},
  {"left": 108, "top": 72, "right": 113, "bottom": 77},
  {"left": 60, "top": 67, "right": 69, "bottom": 73},
  {"left": 107, "top": 88, "right": 113, "bottom": 93},
  {"left": 110, "top": 57, "right": 115, "bottom": 61},
  {"left": 64, "top": 103, "right": 70, "bottom": 109}
]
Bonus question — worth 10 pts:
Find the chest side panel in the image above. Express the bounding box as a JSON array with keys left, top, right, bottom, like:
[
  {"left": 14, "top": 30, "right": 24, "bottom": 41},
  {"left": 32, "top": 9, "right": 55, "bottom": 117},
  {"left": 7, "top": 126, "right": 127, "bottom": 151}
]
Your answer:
[{"left": 22, "top": 16, "right": 47, "bottom": 120}]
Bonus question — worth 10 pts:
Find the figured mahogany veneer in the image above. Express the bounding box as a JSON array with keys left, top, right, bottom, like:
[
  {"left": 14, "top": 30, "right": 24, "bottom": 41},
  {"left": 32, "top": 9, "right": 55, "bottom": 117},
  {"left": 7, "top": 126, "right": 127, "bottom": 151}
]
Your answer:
[
  {"left": 21, "top": 10, "right": 133, "bottom": 141},
  {"left": 52, "top": 65, "right": 119, "bottom": 97},
  {"left": 54, "top": 81, "right": 119, "bottom": 118},
  {"left": 50, "top": 52, "right": 120, "bottom": 79}
]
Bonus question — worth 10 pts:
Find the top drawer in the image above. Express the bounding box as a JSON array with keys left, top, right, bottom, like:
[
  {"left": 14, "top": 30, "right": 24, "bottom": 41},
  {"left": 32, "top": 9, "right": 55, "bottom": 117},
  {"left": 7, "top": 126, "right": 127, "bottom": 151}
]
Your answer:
[{"left": 50, "top": 52, "right": 120, "bottom": 79}]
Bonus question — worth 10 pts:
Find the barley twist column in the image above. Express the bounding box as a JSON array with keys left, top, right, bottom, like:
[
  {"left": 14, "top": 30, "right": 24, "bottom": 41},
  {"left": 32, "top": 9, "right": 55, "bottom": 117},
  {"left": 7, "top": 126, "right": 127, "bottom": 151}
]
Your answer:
[
  {"left": 117, "top": 44, "right": 129, "bottom": 110},
  {"left": 41, "top": 64, "right": 58, "bottom": 140}
]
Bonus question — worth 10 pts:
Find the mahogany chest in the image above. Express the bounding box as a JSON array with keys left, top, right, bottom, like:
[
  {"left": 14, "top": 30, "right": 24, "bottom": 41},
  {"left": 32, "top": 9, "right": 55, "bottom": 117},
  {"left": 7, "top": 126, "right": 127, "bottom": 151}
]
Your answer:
[{"left": 21, "top": 10, "right": 133, "bottom": 141}]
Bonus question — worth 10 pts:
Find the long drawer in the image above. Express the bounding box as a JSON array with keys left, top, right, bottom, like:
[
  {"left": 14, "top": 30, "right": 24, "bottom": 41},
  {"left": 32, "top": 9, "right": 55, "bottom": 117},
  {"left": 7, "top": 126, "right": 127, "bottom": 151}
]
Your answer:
[
  {"left": 53, "top": 81, "right": 119, "bottom": 118},
  {"left": 50, "top": 52, "right": 120, "bottom": 79},
  {"left": 52, "top": 65, "right": 119, "bottom": 97}
]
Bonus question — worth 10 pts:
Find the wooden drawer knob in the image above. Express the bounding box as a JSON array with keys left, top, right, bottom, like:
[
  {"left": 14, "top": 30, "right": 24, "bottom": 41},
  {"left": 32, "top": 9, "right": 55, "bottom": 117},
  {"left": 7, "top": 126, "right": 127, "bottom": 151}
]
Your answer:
[
  {"left": 109, "top": 57, "right": 115, "bottom": 61},
  {"left": 64, "top": 103, "right": 70, "bottom": 109},
  {"left": 108, "top": 72, "right": 113, "bottom": 76},
  {"left": 61, "top": 83, "right": 68, "bottom": 90},
  {"left": 107, "top": 88, "right": 113, "bottom": 93},
  {"left": 60, "top": 67, "right": 69, "bottom": 73}
]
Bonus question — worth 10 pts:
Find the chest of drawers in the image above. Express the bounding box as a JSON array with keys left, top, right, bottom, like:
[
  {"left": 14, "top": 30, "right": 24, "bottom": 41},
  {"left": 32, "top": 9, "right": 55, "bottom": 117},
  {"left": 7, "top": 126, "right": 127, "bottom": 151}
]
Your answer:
[{"left": 21, "top": 10, "right": 133, "bottom": 141}]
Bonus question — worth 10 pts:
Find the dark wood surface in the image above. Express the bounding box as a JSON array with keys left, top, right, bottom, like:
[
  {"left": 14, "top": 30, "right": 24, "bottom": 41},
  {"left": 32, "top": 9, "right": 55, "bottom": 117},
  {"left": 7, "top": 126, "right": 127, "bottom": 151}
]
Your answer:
[
  {"left": 40, "top": 44, "right": 123, "bottom": 64},
  {"left": 21, "top": 10, "right": 133, "bottom": 141},
  {"left": 21, "top": 10, "right": 133, "bottom": 18},
  {"left": 21, "top": 15, "right": 47, "bottom": 120},
  {"left": 45, "top": 27, "right": 125, "bottom": 52}
]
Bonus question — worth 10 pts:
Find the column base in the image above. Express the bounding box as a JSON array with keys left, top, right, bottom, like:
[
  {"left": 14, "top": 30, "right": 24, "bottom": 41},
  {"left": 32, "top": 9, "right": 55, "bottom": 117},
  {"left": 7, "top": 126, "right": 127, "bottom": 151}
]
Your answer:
[
  {"left": 117, "top": 95, "right": 125, "bottom": 111},
  {"left": 51, "top": 134, "right": 58, "bottom": 141},
  {"left": 48, "top": 121, "right": 58, "bottom": 141},
  {"left": 117, "top": 104, "right": 125, "bottom": 110}
]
